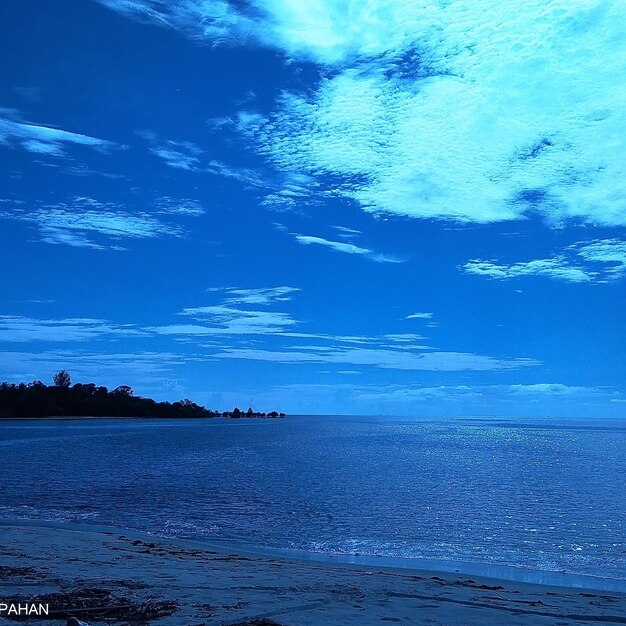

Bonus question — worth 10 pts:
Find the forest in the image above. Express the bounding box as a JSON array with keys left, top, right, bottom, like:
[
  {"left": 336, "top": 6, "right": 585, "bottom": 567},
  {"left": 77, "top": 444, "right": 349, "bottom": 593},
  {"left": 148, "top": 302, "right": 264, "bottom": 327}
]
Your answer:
[{"left": 0, "top": 371, "right": 285, "bottom": 419}]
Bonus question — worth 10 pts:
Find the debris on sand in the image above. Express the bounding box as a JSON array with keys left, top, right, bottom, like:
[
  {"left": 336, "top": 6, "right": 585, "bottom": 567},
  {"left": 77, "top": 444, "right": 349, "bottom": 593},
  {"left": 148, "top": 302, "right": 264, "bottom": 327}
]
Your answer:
[{"left": 1, "top": 587, "right": 178, "bottom": 622}]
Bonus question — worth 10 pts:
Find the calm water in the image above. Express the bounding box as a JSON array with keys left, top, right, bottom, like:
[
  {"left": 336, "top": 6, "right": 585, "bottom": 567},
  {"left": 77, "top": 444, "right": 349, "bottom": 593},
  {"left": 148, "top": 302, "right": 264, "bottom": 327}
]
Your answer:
[{"left": 0, "top": 416, "right": 625, "bottom": 582}]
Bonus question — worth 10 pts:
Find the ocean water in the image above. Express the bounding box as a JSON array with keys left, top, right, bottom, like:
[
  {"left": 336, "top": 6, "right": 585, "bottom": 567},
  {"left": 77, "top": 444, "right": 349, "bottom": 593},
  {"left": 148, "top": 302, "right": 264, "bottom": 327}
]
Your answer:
[{"left": 0, "top": 415, "right": 625, "bottom": 583}]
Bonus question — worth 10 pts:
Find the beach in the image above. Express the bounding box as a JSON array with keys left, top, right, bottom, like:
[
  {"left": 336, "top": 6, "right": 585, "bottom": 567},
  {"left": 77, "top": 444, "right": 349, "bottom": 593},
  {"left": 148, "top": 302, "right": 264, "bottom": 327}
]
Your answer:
[{"left": 1, "top": 523, "right": 625, "bottom": 625}]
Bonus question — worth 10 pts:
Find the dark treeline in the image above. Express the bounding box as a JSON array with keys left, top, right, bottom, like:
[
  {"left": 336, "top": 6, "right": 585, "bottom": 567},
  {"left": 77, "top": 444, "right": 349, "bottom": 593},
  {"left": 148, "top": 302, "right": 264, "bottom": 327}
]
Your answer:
[{"left": 0, "top": 371, "right": 285, "bottom": 419}]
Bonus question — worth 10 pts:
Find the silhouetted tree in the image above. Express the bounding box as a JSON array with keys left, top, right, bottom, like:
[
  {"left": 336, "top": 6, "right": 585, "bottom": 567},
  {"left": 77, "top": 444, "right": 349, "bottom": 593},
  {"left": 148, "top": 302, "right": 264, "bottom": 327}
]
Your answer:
[
  {"left": 0, "top": 377, "right": 284, "bottom": 419},
  {"left": 53, "top": 370, "right": 71, "bottom": 388}
]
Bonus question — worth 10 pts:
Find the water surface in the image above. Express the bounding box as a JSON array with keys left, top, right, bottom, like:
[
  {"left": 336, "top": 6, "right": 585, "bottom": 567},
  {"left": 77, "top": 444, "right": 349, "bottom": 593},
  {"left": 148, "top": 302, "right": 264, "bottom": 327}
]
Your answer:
[{"left": 0, "top": 415, "right": 624, "bottom": 583}]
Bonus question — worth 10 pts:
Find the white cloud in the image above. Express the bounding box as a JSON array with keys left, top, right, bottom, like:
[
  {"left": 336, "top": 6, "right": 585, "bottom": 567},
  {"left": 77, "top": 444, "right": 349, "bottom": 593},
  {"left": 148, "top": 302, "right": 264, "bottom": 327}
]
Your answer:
[
  {"left": 406, "top": 312, "right": 433, "bottom": 320},
  {"left": 102, "top": 0, "right": 626, "bottom": 226},
  {"left": 150, "top": 141, "right": 202, "bottom": 170},
  {"left": 462, "top": 258, "right": 596, "bottom": 283},
  {"left": 0, "top": 349, "right": 196, "bottom": 389},
  {"left": 214, "top": 346, "right": 538, "bottom": 371},
  {"left": 0, "top": 316, "right": 145, "bottom": 342},
  {"left": 146, "top": 285, "right": 537, "bottom": 373},
  {"left": 575, "top": 239, "right": 626, "bottom": 279},
  {"left": 260, "top": 193, "right": 297, "bottom": 212},
  {"left": 0, "top": 112, "right": 116, "bottom": 156},
  {"left": 0, "top": 197, "right": 186, "bottom": 249},
  {"left": 153, "top": 305, "right": 297, "bottom": 336},
  {"left": 353, "top": 382, "right": 615, "bottom": 405},
  {"left": 462, "top": 239, "right": 626, "bottom": 283},
  {"left": 208, "top": 286, "right": 300, "bottom": 306},
  {"left": 294, "top": 234, "right": 403, "bottom": 263},
  {"left": 137, "top": 130, "right": 203, "bottom": 170},
  {"left": 332, "top": 225, "right": 361, "bottom": 239},
  {"left": 154, "top": 196, "right": 205, "bottom": 216}
]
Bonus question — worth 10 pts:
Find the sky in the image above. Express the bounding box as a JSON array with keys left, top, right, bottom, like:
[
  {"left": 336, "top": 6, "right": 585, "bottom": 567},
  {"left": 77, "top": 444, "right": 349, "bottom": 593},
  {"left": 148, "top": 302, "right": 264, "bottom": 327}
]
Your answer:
[{"left": 1, "top": 0, "right": 625, "bottom": 417}]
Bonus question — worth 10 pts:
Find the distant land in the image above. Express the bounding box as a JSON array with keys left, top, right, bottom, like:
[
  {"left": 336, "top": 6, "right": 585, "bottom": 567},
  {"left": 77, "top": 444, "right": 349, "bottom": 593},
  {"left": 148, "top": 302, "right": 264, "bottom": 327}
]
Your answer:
[{"left": 0, "top": 370, "right": 286, "bottom": 419}]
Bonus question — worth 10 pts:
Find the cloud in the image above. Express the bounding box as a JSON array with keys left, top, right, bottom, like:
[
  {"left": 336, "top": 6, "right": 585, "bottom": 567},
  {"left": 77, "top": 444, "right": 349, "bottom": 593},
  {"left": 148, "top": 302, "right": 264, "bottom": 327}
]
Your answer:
[
  {"left": 0, "top": 316, "right": 145, "bottom": 342},
  {"left": 294, "top": 234, "right": 403, "bottom": 263},
  {"left": 462, "top": 258, "right": 596, "bottom": 283},
  {"left": 147, "top": 286, "right": 537, "bottom": 374},
  {"left": 150, "top": 142, "right": 201, "bottom": 170},
  {"left": 405, "top": 312, "right": 433, "bottom": 320},
  {"left": 575, "top": 239, "right": 626, "bottom": 279},
  {"left": 154, "top": 196, "right": 205, "bottom": 216},
  {"left": 102, "top": 1, "right": 626, "bottom": 227},
  {"left": 225, "top": 380, "right": 623, "bottom": 416},
  {"left": 0, "top": 111, "right": 116, "bottom": 156},
  {"left": 506, "top": 383, "right": 607, "bottom": 397},
  {"left": 213, "top": 346, "right": 538, "bottom": 372},
  {"left": 332, "top": 225, "right": 362, "bottom": 239},
  {"left": 356, "top": 382, "right": 609, "bottom": 401},
  {"left": 0, "top": 197, "right": 186, "bottom": 249},
  {"left": 153, "top": 305, "right": 297, "bottom": 337},
  {"left": 260, "top": 193, "right": 297, "bottom": 212},
  {"left": 208, "top": 286, "right": 300, "bottom": 306},
  {"left": 462, "top": 239, "right": 626, "bottom": 283},
  {"left": 0, "top": 349, "right": 195, "bottom": 389},
  {"left": 137, "top": 130, "right": 203, "bottom": 170}
]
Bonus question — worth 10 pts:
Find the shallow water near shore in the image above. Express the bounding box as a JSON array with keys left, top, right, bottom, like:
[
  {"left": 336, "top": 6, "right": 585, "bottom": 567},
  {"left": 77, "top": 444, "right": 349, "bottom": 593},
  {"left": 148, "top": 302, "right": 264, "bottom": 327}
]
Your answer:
[{"left": 0, "top": 415, "right": 624, "bottom": 586}]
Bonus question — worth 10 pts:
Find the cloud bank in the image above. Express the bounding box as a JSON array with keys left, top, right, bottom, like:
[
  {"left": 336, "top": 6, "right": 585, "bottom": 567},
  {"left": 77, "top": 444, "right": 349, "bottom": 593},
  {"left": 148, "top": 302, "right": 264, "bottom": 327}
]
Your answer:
[{"left": 101, "top": 0, "right": 626, "bottom": 226}]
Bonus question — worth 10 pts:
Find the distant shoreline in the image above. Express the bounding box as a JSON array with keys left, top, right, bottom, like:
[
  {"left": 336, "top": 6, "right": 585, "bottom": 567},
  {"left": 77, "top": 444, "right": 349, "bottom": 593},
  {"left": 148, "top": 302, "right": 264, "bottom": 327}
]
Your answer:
[
  {"left": 0, "top": 415, "right": 284, "bottom": 420},
  {"left": 0, "top": 377, "right": 285, "bottom": 419}
]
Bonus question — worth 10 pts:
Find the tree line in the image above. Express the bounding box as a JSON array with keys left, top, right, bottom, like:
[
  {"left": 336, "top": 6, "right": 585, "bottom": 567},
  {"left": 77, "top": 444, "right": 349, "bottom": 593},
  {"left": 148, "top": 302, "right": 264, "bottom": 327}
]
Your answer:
[{"left": 0, "top": 371, "right": 285, "bottom": 419}]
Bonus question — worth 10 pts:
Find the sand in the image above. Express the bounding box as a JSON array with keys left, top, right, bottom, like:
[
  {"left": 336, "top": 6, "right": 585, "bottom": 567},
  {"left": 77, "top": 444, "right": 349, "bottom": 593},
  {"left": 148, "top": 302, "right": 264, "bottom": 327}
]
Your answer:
[{"left": 0, "top": 523, "right": 625, "bottom": 625}]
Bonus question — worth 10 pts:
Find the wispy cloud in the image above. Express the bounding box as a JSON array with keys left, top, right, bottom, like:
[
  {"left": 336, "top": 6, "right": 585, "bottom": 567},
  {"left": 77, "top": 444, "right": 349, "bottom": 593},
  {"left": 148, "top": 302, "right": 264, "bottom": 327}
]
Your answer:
[
  {"left": 234, "top": 380, "right": 622, "bottom": 416},
  {"left": 462, "top": 239, "right": 626, "bottom": 283},
  {"left": 294, "top": 234, "right": 403, "bottom": 263},
  {"left": 137, "top": 130, "right": 203, "bottom": 170},
  {"left": 102, "top": 1, "right": 626, "bottom": 227},
  {"left": 0, "top": 316, "right": 144, "bottom": 342},
  {"left": 213, "top": 346, "right": 539, "bottom": 372},
  {"left": 154, "top": 196, "right": 205, "bottom": 216},
  {"left": 260, "top": 193, "right": 297, "bottom": 212},
  {"left": 153, "top": 305, "right": 297, "bottom": 337},
  {"left": 149, "top": 288, "right": 534, "bottom": 371},
  {"left": 0, "top": 349, "right": 196, "bottom": 389},
  {"left": 575, "top": 239, "right": 626, "bottom": 280},
  {"left": 153, "top": 286, "right": 538, "bottom": 371},
  {"left": 208, "top": 286, "right": 300, "bottom": 306},
  {"left": 462, "top": 258, "right": 595, "bottom": 283},
  {"left": 406, "top": 312, "right": 433, "bottom": 320},
  {"left": 0, "top": 110, "right": 116, "bottom": 156},
  {"left": 355, "top": 382, "right": 611, "bottom": 402},
  {"left": 0, "top": 197, "right": 188, "bottom": 249},
  {"left": 332, "top": 225, "right": 362, "bottom": 240}
]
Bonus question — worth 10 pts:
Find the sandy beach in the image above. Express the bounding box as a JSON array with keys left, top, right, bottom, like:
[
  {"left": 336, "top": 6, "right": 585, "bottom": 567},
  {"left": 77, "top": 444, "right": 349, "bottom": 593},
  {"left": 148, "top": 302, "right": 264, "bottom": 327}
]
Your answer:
[{"left": 0, "top": 524, "right": 624, "bottom": 625}]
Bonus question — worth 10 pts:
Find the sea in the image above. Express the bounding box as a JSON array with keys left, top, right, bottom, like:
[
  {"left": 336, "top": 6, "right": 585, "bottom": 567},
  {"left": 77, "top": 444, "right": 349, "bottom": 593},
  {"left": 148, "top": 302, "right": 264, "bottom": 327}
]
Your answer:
[{"left": 0, "top": 415, "right": 624, "bottom": 587}]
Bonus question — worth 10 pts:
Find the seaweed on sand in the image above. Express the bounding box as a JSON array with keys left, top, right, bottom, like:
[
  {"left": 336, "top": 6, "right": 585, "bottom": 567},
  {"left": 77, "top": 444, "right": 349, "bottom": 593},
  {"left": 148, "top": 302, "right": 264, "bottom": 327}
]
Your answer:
[{"left": 1, "top": 587, "right": 178, "bottom": 622}]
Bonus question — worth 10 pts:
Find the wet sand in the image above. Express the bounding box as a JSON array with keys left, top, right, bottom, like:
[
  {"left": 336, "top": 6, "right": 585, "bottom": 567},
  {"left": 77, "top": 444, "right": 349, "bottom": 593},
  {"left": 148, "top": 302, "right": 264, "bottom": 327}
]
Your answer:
[{"left": 1, "top": 524, "right": 625, "bottom": 625}]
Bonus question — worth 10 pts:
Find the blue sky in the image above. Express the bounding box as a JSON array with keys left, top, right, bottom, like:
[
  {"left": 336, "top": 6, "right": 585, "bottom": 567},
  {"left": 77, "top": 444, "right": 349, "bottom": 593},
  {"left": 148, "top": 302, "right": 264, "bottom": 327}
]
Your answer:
[{"left": 1, "top": 0, "right": 624, "bottom": 416}]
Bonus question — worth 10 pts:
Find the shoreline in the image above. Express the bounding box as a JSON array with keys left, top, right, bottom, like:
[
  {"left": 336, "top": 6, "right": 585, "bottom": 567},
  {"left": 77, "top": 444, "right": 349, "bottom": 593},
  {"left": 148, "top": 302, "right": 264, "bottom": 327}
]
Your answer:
[
  {"left": 1, "top": 522, "right": 625, "bottom": 625},
  {"left": 1, "top": 518, "right": 624, "bottom": 594}
]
